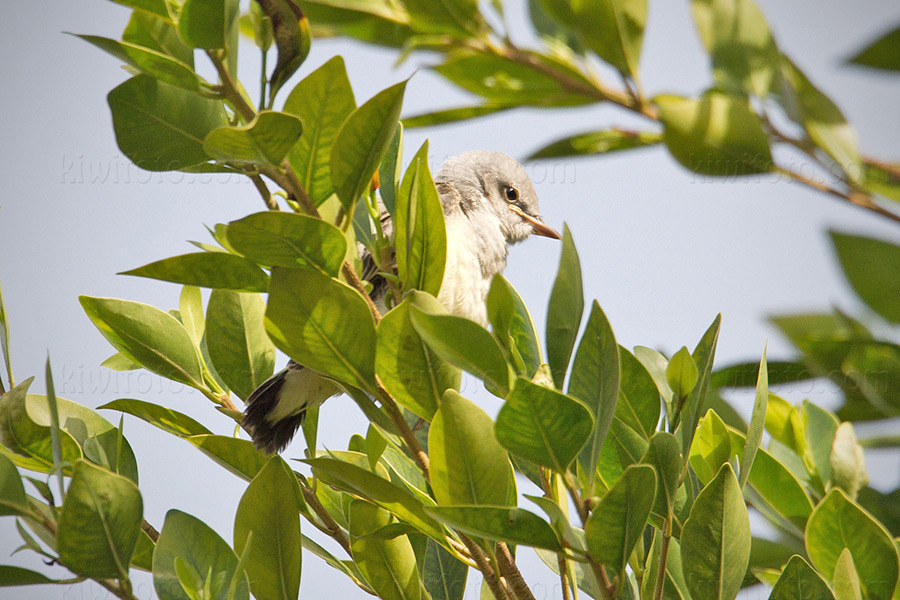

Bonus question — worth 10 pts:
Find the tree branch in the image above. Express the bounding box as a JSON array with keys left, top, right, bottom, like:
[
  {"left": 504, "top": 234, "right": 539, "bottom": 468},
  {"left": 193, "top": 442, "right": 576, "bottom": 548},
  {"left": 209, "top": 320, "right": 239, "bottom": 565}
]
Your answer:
[
  {"left": 375, "top": 383, "right": 429, "bottom": 478},
  {"left": 461, "top": 535, "right": 512, "bottom": 600},
  {"left": 248, "top": 173, "right": 279, "bottom": 211},
  {"left": 496, "top": 542, "right": 536, "bottom": 600},
  {"left": 299, "top": 481, "right": 353, "bottom": 557}
]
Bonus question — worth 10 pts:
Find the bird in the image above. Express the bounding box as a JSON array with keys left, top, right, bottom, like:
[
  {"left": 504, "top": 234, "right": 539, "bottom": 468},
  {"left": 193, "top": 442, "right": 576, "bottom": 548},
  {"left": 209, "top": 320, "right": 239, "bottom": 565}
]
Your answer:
[{"left": 243, "top": 150, "right": 560, "bottom": 453}]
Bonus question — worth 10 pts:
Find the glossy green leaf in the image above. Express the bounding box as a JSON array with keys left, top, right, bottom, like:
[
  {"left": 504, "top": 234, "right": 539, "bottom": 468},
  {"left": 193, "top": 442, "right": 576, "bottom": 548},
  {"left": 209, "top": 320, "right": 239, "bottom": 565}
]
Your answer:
[
  {"left": 243, "top": 1, "right": 274, "bottom": 50},
  {"left": 120, "top": 252, "right": 269, "bottom": 292},
  {"left": 689, "top": 410, "right": 732, "bottom": 484},
  {"left": 187, "top": 434, "right": 269, "bottom": 481},
  {"left": 122, "top": 10, "right": 192, "bottom": 64},
  {"left": 862, "top": 160, "right": 900, "bottom": 202},
  {"left": 204, "top": 111, "right": 303, "bottom": 165},
  {"left": 111, "top": 0, "right": 172, "bottom": 20},
  {"left": 779, "top": 57, "right": 861, "bottom": 182},
  {"left": 331, "top": 80, "right": 406, "bottom": 210},
  {"left": 425, "top": 505, "right": 561, "bottom": 551},
  {"left": 616, "top": 345, "right": 660, "bottom": 439},
  {"left": 74, "top": 34, "right": 204, "bottom": 92},
  {"left": 57, "top": 460, "right": 142, "bottom": 579},
  {"left": 284, "top": 56, "right": 356, "bottom": 205},
  {"left": 206, "top": 290, "right": 274, "bottom": 400},
  {"left": 403, "top": 0, "right": 483, "bottom": 35},
  {"left": 495, "top": 377, "right": 593, "bottom": 472},
  {"left": 585, "top": 464, "right": 656, "bottom": 576},
  {"left": 154, "top": 509, "right": 249, "bottom": 600},
  {"left": 378, "top": 123, "right": 403, "bottom": 217},
  {"left": 805, "top": 489, "right": 898, "bottom": 600},
  {"left": 711, "top": 360, "right": 812, "bottom": 388},
  {"left": 832, "top": 549, "right": 862, "bottom": 600},
  {"left": 568, "top": 302, "right": 619, "bottom": 484},
  {"left": 108, "top": 75, "right": 227, "bottom": 171},
  {"left": 429, "top": 390, "right": 514, "bottom": 506},
  {"left": 422, "top": 538, "right": 467, "bottom": 600},
  {"left": 656, "top": 92, "right": 773, "bottom": 176},
  {"left": 640, "top": 531, "right": 689, "bottom": 600},
  {"left": 739, "top": 349, "right": 767, "bottom": 489},
  {"left": 691, "top": 0, "right": 779, "bottom": 96},
  {"left": 99, "top": 398, "right": 211, "bottom": 438},
  {"left": 768, "top": 555, "right": 833, "bottom": 600},
  {"left": 0, "top": 281, "right": 10, "bottom": 391},
  {"left": 571, "top": 0, "right": 647, "bottom": 76},
  {"left": 829, "top": 422, "right": 868, "bottom": 499},
  {"left": 178, "top": 286, "right": 205, "bottom": 346},
  {"left": 634, "top": 346, "right": 674, "bottom": 406},
  {"left": 178, "top": 0, "right": 238, "bottom": 49},
  {"left": 528, "top": 129, "right": 661, "bottom": 159},
  {"left": 681, "top": 464, "right": 750, "bottom": 600},
  {"left": 666, "top": 347, "right": 698, "bottom": 399},
  {"left": 395, "top": 141, "right": 446, "bottom": 296},
  {"left": 848, "top": 25, "right": 900, "bottom": 71},
  {"left": 300, "top": 534, "right": 372, "bottom": 593},
  {"left": 0, "top": 566, "right": 67, "bottom": 586},
  {"left": 0, "top": 452, "right": 28, "bottom": 516},
  {"left": 679, "top": 314, "right": 721, "bottom": 462},
  {"left": 409, "top": 303, "right": 511, "bottom": 397},
  {"left": 304, "top": 457, "right": 446, "bottom": 541},
  {"left": 265, "top": 266, "right": 376, "bottom": 391},
  {"left": 831, "top": 231, "right": 900, "bottom": 324},
  {"left": 546, "top": 224, "right": 584, "bottom": 388},
  {"left": 487, "top": 275, "right": 542, "bottom": 377},
  {"left": 597, "top": 419, "right": 648, "bottom": 487},
  {"left": 435, "top": 50, "right": 594, "bottom": 106},
  {"left": 256, "top": 0, "right": 312, "bottom": 102},
  {"left": 234, "top": 456, "right": 303, "bottom": 600},
  {"left": 402, "top": 104, "right": 513, "bottom": 129},
  {"left": 227, "top": 211, "right": 346, "bottom": 276},
  {"left": 376, "top": 296, "right": 460, "bottom": 421},
  {"left": 80, "top": 296, "right": 205, "bottom": 388},
  {"left": 640, "top": 432, "right": 682, "bottom": 521},
  {"left": 348, "top": 500, "right": 420, "bottom": 600}
]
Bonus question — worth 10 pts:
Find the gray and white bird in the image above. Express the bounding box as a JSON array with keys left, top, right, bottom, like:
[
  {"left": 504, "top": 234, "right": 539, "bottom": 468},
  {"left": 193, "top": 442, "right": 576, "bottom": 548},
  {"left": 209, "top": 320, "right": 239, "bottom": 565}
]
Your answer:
[{"left": 244, "top": 150, "right": 560, "bottom": 453}]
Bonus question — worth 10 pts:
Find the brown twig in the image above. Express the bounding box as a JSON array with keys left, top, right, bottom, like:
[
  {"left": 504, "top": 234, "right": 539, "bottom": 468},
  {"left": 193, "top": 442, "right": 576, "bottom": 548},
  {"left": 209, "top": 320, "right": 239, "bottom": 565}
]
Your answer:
[
  {"left": 652, "top": 520, "right": 672, "bottom": 600},
  {"left": 249, "top": 173, "right": 279, "bottom": 211},
  {"left": 375, "top": 383, "right": 429, "bottom": 478},
  {"left": 96, "top": 579, "right": 140, "bottom": 600},
  {"left": 496, "top": 542, "right": 536, "bottom": 600},
  {"left": 461, "top": 535, "right": 511, "bottom": 600},
  {"left": 558, "top": 553, "right": 573, "bottom": 600},
  {"left": 207, "top": 50, "right": 255, "bottom": 122},
  {"left": 299, "top": 481, "right": 353, "bottom": 557},
  {"left": 140, "top": 519, "right": 159, "bottom": 543},
  {"left": 562, "top": 474, "right": 616, "bottom": 600}
]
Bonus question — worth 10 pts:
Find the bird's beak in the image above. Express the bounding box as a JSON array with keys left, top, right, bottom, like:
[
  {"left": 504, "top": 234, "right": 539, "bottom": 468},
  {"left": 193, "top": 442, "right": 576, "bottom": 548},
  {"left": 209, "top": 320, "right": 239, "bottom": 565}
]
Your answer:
[{"left": 509, "top": 205, "right": 561, "bottom": 239}]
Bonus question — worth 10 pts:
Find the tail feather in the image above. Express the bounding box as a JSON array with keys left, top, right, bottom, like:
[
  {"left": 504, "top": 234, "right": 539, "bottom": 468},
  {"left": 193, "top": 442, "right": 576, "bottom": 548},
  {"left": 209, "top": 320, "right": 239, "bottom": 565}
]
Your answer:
[{"left": 243, "top": 364, "right": 339, "bottom": 454}]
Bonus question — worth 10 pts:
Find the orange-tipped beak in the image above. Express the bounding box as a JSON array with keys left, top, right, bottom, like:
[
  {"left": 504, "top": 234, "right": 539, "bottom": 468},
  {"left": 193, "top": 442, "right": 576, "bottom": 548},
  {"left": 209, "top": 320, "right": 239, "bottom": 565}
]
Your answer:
[{"left": 509, "top": 205, "right": 561, "bottom": 239}]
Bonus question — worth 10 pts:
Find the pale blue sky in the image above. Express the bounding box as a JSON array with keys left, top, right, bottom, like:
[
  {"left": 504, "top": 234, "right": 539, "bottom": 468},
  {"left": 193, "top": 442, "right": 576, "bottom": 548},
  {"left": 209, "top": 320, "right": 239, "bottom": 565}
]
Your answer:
[{"left": 1, "top": 1, "right": 899, "bottom": 599}]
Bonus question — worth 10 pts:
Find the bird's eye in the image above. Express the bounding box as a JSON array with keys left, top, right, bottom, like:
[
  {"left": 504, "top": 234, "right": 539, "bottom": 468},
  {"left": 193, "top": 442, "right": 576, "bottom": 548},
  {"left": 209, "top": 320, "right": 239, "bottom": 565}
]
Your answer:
[{"left": 504, "top": 186, "right": 519, "bottom": 203}]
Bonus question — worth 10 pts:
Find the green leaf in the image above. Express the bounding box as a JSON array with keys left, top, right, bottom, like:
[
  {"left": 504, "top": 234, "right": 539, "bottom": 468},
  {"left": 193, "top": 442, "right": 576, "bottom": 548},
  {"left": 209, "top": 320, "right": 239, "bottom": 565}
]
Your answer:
[
  {"left": 495, "top": 377, "right": 593, "bottom": 472},
  {"left": 227, "top": 211, "right": 347, "bottom": 276},
  {"left": 546, "top": 224, "right": 584, "bottom": 388},
  {"left": 666, "top": 347, "right": 698, "bottom": 399},
  {"left": 688, "top": 409, "right": 732, "bottom": 484},
  {"left": 256, "top": 0, "right": 312, "bottom": 102},
  {"left": 429, "top": 390, "right": 514, "bottom": 506},
  {"left": 331, "top": 80, "right": 406, "bottom": 210},
  {"left": 0, "top": 281, "right": 11, "bottom": 391},
  {"left": 486, "top": 275, "right": 542, "bottom": 377},
  {"left": 832, "top": 549, "right": 862, "bottom": 600},
  {"left": 0, "top": 566, "right": 67, "bottom": 586},
  {"left": 376, "top": 296, "right": 460, "bottom": 421},
  {"left": 108, "top": 75, "right": 227, "bottom": 171},
  {"left": 123, "top": 10, "right": 193, "bottom": 65},
  {"left": 831, "top": 231, "right": 900, "bottom": 324},
  {"left": 154, "top": 509, "right": 249, "bottom": 600},
  {"left": 395, "top": 142, "right": 446, "bottom": 296},
  {"left": 425, "top": 505, "right": 561, "bottom": 551},
  {"left": 378, "top": 123, "right": 403, "bottom": 217},
  {"left": 234, "top": 456, "right": 303, "bottom": 600},
  {"left": 778, "top": 57, "right": 861, "bottom": 182},
  {"left": 409, "top": 302, "right": 511, "bottom": 397},
  {"left": 597, "top": 419, "right": 648, "bottom": 487},
  {"left": 571, "top": 0, "right": 647, "bottom": 76},
  {"left": 304, "top": 456, "right": 446, "bottom": 542},
  {"left": 528, "top": 129, "right": 661, "bottom": 159},
  {"left": 403, "top": 0, "right": 483, "bottom": 36},
  {"left": 805, "top": 489, "right": 898, "bottom": 600},
  {"left": 616, "top": 345, "right": 660, "bottom": 439},
  {"left": 300, "top": 534, "right": 372, "bottom": 593},
  {"left": 206, "top": 290, "right": 274, "bottom": 400},
  {"left": 691, "top": 0, "right": 779, "bottom": 96},
  {"left": 679, "top": 314, "right": 721, "bottom": 462},
  {"left": 848, "top": 25, "right": 900, "bottom": 71},
  {"left": 829, "top": 422, "right": 868, "bottom": 499},
  {"left": 121, "top": 252, "right": 269, "bottom": 292},
  {"left": 711, "top": 360, "right": 812, "bottom": 388},
  {"left": 435, "top": 50, "right": 595, "bottom": 106},
  {"left": 640, "top": 432, "right": 682, "bottom": 521},
  {"left": 681, "top": 464, "right": 750, "bottom": 600},
  {"left": 567, "top": 302, "right": 618, "bottom": 484},
  {"left": 99, "top": 398, "right": 211, "bottom": 438},
  {"left": 57, "top": 460, "right": 143, "bottom": 579},
  {"left": 80, "top": 296, "right": 205, "bottom": 388},
  {"left": 284, "top": 57, "right": 356, "bottom": 205},
  {"left": 585, "top": 464, "right": 655, "bottom": 576},
  {"left": 265, "top": 266, "right": 376, "bottom": 391},
  {"left": 204, "top": 111, "right": 303, "bottom": 166},
  {"left": 179, "top": 286, "right": 205, "bottom": 345},
  {"left": 74, "top": 34, "right": 204, "bottom": 92},
  {"left": 656, "top": 92, "right": 773, "bottom": 176},
  {"left": 768, "top": 555, "right": 834, "bottom": 600},
  {"left": 402, "top": 104, "right": 513, "bottom": 129},
  {"left": 178, "top": 0, "right": 238, "bottom": 49},
  {"left": 738, "top": 348, "right": 767, "bottom": 489},
  {"left": 422, "top": 539, "right": 467, "bottom": 600},
  {"left": 862, "top": 161, "right": 900, "bottom": 202},
  {"left": 187, "top": 434, "right": 270, "bottom": 481},
  {"left": 348, "top": 500, "right": 420, "bottom": 600},
  {"left": 111, "top": 0, "right": 172, "bottom": 20},
  {"left": 0, "top": 452, "right": 28, "bottom": 516}
]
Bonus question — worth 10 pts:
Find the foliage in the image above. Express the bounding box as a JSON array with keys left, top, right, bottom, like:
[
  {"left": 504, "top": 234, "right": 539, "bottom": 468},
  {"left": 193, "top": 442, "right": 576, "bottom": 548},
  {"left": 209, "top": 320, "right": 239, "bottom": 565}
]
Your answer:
[{"left": 1, "top": 2, "right": 899, "bottom": 600}]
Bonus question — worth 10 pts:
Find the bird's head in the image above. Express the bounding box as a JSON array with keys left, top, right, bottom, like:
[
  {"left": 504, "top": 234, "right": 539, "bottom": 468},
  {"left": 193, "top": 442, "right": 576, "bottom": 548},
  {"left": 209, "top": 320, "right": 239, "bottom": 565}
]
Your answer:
[{"left": 436, "top": 151, "right": 560, "bottom": 244}]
